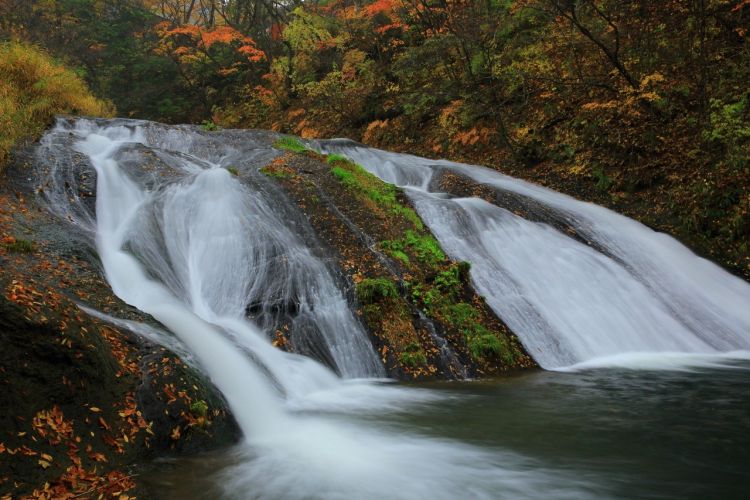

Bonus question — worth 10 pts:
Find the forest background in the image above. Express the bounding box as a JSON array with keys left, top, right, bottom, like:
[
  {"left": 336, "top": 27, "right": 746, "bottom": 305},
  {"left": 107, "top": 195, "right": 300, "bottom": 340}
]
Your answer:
[{"left": 1, "top": 0, "right": 749, "bottom": 278}]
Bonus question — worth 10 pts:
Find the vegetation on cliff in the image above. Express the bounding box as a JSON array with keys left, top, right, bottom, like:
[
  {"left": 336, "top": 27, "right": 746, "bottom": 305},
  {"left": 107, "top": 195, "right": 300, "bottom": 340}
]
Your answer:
[
  {"left": 2, "top": 0, "right": 747, "bottom": 277},
  {"left": 0, "top": 41, "right": 112, "bottom": 169},
  {"left": 261, "top": 143, "right": 532, "bottom": 378}
]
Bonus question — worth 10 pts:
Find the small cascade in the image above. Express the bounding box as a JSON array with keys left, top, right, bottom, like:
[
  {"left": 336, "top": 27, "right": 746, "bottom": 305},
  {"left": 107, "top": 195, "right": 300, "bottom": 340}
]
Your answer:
[{"left": 317, "top": 141, "right": 750, "bottom": 370}]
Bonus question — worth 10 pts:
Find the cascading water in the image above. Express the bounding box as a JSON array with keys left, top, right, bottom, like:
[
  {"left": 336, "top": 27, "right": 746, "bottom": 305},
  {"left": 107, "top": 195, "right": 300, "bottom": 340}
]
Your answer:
[
  {"left": 316, "top": 141, "right": 750, "bottom": 370},
  {"left": 36, "top": 118, "right": 599, "bottom": 499}
]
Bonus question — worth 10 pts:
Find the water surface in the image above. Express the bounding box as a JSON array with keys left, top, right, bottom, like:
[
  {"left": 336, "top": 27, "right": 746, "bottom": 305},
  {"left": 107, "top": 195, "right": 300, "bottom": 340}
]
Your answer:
[{"left": 145, "top": 362, "right": 750, "bottom": 499}]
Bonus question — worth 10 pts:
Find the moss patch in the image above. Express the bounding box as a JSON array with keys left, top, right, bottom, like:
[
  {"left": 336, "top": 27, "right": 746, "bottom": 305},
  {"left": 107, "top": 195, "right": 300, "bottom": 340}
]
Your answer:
[
  {"left": 273, "top": 136, "right": 308, "bottom": 154},
  {"left": 356, "top": 278, "right": 399, "bottom": 304},
  {"left": 328, "top": 156, "right": 424, "bottom": 230}
]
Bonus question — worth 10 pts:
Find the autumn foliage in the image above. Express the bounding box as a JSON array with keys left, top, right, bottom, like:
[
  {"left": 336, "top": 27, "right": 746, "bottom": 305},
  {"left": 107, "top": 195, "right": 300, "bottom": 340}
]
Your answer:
[
  {"left": 0, "top": 41, "right": 112, "bottom": 169},
  {"left": 1, "top": 0, "right": 749, "bottom": 274}
]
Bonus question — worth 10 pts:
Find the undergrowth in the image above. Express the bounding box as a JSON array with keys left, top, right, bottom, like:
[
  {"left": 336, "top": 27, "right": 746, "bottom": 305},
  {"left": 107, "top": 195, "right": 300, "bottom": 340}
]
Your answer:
[{"left": 0, "top": 41, "right": 113, "bottom": 170}]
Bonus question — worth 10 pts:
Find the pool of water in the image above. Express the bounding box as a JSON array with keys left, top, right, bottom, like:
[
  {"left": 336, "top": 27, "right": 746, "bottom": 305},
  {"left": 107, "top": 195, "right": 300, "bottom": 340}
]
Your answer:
[{"left": 143, "top": 361, "right": 750, "bottom": 499}]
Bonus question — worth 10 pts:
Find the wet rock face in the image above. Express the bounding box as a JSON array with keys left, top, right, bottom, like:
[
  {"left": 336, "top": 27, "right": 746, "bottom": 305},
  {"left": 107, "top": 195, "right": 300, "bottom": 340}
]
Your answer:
[
  {"left": 259, "top": 150, "right": 535, "bottom": 379},
  {"left": 0, "top": 142, "right": 239, "bottom": 498}
]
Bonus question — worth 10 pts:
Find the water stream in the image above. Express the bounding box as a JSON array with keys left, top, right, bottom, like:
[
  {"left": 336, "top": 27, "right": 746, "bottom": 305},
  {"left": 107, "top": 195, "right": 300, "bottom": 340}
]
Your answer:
[
  {"left": 316, "top": 140, "right": 750, "bottom": 370},
  {"left": 35, "top": 119, "right": 750, "bottom": 498}
]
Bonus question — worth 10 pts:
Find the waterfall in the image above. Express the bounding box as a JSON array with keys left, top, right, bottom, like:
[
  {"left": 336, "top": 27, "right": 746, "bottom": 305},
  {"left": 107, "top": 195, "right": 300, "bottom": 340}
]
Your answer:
[
  {"left": 36, "top": 118, "right": 598, "bottom": 499},
  {"left": 316, "top": 141, "right": 750, "bottom": 370}
]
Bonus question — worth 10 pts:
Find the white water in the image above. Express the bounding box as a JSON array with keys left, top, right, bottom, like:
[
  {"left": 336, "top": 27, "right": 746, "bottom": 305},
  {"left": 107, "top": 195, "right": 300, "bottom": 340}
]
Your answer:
[
  {"left": 38, "top": 119, "right": 599, "bottom": 499},
  {"left": 316, "top": 141, "right": 750, "bottom": 370}
]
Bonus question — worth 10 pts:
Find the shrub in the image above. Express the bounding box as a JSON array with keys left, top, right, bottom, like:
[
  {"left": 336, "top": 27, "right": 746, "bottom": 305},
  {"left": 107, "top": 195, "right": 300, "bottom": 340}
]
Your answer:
[
  {"left": 0, "top": 41, "right": 113, "bottom": 169},
  {"left": 592, "top": 166, "right": 613, "bottom": 192},
  {"left": 201, "top": 120, "right": 220, "bottom": 131}
]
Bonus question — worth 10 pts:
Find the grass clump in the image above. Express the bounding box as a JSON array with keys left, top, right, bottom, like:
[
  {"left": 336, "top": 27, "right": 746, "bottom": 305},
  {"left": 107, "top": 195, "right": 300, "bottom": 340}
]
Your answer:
[
  {"left": 2, "top": 236, "right": 35, "bottom": 253},
  {"left": 356, "top": 278, "right": 399, "bottom": 304},
  {"left": 381, "top": 230, "right": 445, "bottom": 267},
  {"left": 0, "top": 41, "right": 113, "bottom": 170},
  {"left": 226, "top": 166, "right": 239, "bottom": 176},
  {"left": 400, "top": 343, "right": 428, "bottom": 368},
  {"left": 274, "top": 136, "right": 308, "bottom": 153}
]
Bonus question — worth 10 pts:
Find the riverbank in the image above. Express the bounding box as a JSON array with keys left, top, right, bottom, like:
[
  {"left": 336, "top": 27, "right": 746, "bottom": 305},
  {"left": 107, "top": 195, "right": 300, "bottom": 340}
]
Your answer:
[{"left": 0, "top": 145, "right": 239, "bottom": 497}]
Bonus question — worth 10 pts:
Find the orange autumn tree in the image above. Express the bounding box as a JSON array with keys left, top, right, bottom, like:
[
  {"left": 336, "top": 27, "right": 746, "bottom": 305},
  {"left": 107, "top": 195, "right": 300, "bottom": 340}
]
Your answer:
[{"left": 155, "top": 21, "right": 266, "bottom": 118}]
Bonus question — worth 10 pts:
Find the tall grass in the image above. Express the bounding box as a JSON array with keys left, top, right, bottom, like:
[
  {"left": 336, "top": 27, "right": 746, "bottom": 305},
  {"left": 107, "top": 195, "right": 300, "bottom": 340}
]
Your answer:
[{"left": 0, "top": 41, "right": 114, "bottom": 169}]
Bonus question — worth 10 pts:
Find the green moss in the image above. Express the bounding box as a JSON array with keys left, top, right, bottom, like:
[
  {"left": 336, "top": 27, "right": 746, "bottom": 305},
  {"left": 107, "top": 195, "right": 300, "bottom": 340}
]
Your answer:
[
  {"left": 443, "top": 302, "right": 477, "bottom": 326},
  {"left": 329, "top": 158, "right": 401, "bottom": 208},
  {"left": 3, "top": 238, "right": 34, "bottom": 253},
  {"left": 390, "top": 205, "right": 424, "bottom": 230},
  {"left": 226, "top": 166, "right": 239, "bottom": 176},
  {"left": 467, "top": 330, "right": 505, "bottom": 359},
  {"left": 381, "top": 231, "right": 445, "bottom": 267},
  {"left": 390, "top": 250, "right": 411, "bottom": 266},
  {"left": 400, "top": 343, "right": 428, "bottom": 367},
  {"left": 327, "top": 156, "right": 415, "bottom": 225},
  {"left": 443, "top": 300, "right": 515, "bottom": 363},
  {"left": 356, "top": 278, "right": 399, "bottom": 304},
  {"left": 274, "top": 136, "right": 308, "bottom": 153},
  {"left": 326, "top": 153, "right": 350, "bottom": 165},
  {"left": 190, "top": 400, "right": 208, "bottom": 418}
]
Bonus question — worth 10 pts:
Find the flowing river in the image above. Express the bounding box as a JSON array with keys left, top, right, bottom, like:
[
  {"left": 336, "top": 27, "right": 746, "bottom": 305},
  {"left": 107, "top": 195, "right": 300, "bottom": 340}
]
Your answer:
[{"left": 35, "top": 118, "right": 750, "bottom": 499}]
